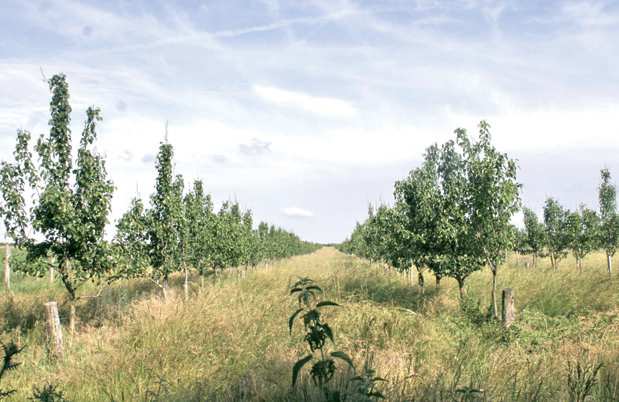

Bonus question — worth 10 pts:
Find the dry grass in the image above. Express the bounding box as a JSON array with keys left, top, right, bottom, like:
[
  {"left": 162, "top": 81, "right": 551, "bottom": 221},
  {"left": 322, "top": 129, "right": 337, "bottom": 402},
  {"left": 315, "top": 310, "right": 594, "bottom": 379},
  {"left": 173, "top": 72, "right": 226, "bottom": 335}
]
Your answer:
[{"left": 1, "top": 248, "right": 619, "bottom": 401}]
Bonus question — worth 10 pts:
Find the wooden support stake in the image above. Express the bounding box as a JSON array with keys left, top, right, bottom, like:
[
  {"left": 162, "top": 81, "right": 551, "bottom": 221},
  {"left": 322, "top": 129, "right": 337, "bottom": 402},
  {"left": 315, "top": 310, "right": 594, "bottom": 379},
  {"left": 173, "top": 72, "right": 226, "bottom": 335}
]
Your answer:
[
  {"left": 501, "top": 288, "right": 515, "bottom": 328},
  {"left": 44, "top": 301, "right": 63, "bottom": 359}
]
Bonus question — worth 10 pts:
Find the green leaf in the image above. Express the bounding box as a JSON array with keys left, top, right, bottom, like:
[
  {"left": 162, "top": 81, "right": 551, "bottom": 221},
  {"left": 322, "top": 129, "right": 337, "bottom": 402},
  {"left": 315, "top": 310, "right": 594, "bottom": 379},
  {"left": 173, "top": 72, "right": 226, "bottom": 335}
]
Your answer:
[
  {"left": 292, "top": 355, "right": 313, "bottom": 386},
  {"left": 330, "top": 351, "right": 354, "bottom": 370},
  {"left": 368, "top": 391, "right": 385, "bottom": 399},
  {"left": 323, "top": 323, "right": 335, "bottom": 344},
  {"left": 316, "top": 300, "right": 340, "bottom": 308},
  {"left": 288, "top": 308, "right": 304, "bottom": 333}
]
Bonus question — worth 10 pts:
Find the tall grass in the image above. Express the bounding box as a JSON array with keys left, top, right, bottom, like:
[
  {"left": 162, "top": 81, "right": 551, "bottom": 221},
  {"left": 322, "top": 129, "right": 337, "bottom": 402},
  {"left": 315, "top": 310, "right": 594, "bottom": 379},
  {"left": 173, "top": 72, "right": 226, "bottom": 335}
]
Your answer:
[{"left": 1, "top": 248, "right": 619, "bottom": 400}]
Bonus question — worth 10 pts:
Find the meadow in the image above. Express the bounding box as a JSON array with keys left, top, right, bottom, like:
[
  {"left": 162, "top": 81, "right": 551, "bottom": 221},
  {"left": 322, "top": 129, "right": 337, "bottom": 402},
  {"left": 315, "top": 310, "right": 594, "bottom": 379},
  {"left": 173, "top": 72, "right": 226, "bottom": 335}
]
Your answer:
[{"left": 2, "top": 247, "right": 619, "bottom": 401}]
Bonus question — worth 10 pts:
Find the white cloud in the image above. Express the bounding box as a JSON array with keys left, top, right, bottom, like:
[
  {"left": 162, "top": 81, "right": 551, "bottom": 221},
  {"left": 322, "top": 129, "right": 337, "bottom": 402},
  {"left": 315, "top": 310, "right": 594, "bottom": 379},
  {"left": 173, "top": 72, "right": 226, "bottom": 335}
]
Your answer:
[
  {"left": 283, "top": 207, "right": 314, "bottom": 218},
  {"left": 253, "top": 85, "right": 357, "bottom": 118}
]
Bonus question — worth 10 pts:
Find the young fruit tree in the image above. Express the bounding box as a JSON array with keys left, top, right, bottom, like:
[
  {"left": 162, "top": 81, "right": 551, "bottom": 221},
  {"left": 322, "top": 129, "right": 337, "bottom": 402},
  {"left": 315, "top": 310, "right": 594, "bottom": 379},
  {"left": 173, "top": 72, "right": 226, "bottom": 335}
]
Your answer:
[
  {"left": 113, "top": 198, "right": 150, "bottom": 280},
  {"left": 0, "top": 74, "right": 114, "bottom": 332},
  {"left": 146, "top": 141, "right": 185, "bottom": 299},
  {"left": 522, "top": 207, "right": 546, "bottom": 267},
  {"left": 566, "top": 205, "right": 599, "bottom": 273},
  {"left": 395, "top": 121, "right": 519, "bottom": 307},
  {"left": 183, "top": 180, "right": 214, "bottom": 284},
  {"left": 464, "top": 121, "right": 520, "bottom": 319},
  {"left": 598, "top": 168, "right": 618, "bottom": 278},
  {"left": 543, "top": 198, "right": 570, "bottom": 270}
]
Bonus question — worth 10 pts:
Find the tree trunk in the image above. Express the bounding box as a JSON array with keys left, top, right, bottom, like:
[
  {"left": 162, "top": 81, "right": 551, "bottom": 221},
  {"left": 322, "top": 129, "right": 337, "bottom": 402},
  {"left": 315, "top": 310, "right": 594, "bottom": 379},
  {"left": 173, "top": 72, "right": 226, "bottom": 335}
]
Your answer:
[
  {"left": 490, "top": 266, "right": 498, "bottom": 319},
  {"left": 3, "top": 243, "right": 10, "bottom": 291},
  {"left": 69, "top": 302, "right": 77, "bottom": 335},
  {"left": 162, "top": 277, "right": 169, "bottom": 300},
  {"left": 435, "top": 276, "right": 441, "bottom": 288},
  {"left": 417, "top": 270, "right": 425, "bottom": 294},
  {"left": 457, "top": 278, "right": 465, "bottom": 301},
  {"left": 49, "top": 266, "right": 55, "bottom": 285},
  {"left": 183, "top": 268, "right": 189, "bottom": 301},
  {"left": 533, "top": 254, "right": 537, "bottom": 269},
  {"left": 607, "top": 254, "right": 612, "bottom": 278},
  {"left": 577, "top": 257, "right": 582, "bottom": 273},
  {"left": 200, "top": 275, "right": 205, "bottom": 288},
  {"left": 44, "top": 301, "right": 63, "bottom": 359}
]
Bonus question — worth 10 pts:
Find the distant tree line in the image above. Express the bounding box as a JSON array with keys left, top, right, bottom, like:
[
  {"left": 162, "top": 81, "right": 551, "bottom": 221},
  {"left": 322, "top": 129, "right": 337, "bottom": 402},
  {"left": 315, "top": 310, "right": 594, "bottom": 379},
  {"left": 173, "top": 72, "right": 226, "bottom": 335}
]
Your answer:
[
  {"left": 0, "top": 73, "right": 318, "bottom": 329},
  {"left": 516, "top": 168, "right": 618, "bottom": 275}
]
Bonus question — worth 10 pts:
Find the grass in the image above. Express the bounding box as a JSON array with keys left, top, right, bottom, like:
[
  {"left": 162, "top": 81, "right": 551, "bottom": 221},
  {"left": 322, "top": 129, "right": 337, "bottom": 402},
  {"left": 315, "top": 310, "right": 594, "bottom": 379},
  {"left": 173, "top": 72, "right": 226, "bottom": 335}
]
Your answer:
[{"left": 1, "top": 248, "right": 619, "bottom": 401}]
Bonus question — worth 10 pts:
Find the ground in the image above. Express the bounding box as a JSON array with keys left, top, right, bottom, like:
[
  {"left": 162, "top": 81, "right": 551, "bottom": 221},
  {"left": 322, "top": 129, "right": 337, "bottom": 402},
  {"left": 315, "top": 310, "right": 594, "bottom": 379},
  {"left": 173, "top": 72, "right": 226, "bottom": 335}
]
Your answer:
[{"left": 1, "top": 248, "right": 619, "bottom": 401}]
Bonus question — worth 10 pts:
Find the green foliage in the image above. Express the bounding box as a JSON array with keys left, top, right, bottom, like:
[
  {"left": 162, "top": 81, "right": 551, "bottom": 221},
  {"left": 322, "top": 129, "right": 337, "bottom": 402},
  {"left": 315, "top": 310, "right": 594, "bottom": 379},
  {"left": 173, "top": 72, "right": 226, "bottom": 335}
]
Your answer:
[
  {"left": 598, "top": 168, "right": 618, "bottom": 259},
  {"left": 343, "top": 122, "right": 520, "bottom": 303},
  {"left": 183, "top": 180, "right": 213, "bottom": 275},
  {"left": 115, "top": 141, "right": 318, "bottom": 288},
  {"left": 0, "top": 341, "right": 23, "bottom": 399},
  {"left": 566, "top": 205, "right": 599, "bottom": 270},
  {"left": 522, "top": 207, "right": 546, "bottom": 261},
  {"left": 543, "top": 198, "right": 570, "bottom": 270},
  {"left": 289, "top": 278, "right": 353, "bottom": 400},
  {"left": 146, "top": 142, "right": 185, "bottom": 288},
  {"left": 30, "top": 383, "right": 68, "bottom": 402},
  {"left": 0, "top": 74, "right": 114, "bottom": 300},
  {"left": 113, "top": 198, "right": 150, "bottom": 279}
]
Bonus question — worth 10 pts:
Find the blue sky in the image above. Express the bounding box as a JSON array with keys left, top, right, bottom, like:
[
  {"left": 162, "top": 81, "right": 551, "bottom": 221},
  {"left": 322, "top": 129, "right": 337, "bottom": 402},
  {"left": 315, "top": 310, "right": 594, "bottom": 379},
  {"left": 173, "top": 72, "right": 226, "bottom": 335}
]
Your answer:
[{"left": 1, "top": 0, "right": 619, "bottom": 243}]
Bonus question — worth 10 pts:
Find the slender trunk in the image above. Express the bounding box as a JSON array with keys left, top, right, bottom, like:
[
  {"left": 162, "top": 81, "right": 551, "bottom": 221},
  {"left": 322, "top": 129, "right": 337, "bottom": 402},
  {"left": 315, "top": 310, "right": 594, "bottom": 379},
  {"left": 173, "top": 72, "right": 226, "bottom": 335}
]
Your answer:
[
  {"left": 200, "top": 275, "right": 205, "bottom": 288},
  {"left": 435, "top": 276, "right": 441, "bottom": 288},
  {"left": 3, "top": 243, "right": 10, "bottom": 291},
  {"left": 533, "top": 254, "right": 537, "bottom": 269},
  {"left": 457, "top": 278, "right": 465, "bottom": 301},
  {"left": 577, "top": 257, "right": 582, "bottom": 273},
  {"left": 69, "top": 301, "right": 76, "bottom": 335},
  {"left": 49, "top": 266, "right": 55, "bottom": 285},
  {"left": 607, "top": 254, "right": 612, "bottom": 278},
  {"left": 417, "top": 269, "right": 425, "bottom": 294},
  {"left": 491, "top": 266, "right": 498, "bottom": 320},
  {"left": 183, "top": 267, "right": 189, "bottom": 301},
  {"left": 162, "top": 277, "right": 169, "bottom": 300}
]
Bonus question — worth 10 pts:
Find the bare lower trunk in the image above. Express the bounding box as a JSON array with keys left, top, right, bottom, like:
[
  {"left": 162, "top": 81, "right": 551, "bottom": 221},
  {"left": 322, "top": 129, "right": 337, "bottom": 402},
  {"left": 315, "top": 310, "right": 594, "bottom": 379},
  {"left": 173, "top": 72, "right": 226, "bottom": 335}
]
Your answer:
[
  {"left": 491, "top": 266, "right": 498, "bottom": 319},
  {"left": 577, "top": 257, "right": 583, "bottom": 273},
  {"left": 3, "top": 243, "right": 10, "bottom": 291},
  {"left": 162, "top": 277, "right": 169, "bottom": 300},
  {"left": 183, "top": 268, "right": 189, "bottom": 301},
  {"left": 417, "top": 270, "right": 425, "bottom": 294},
  {"left": 49, "top": 266, "right": 55, "bottom": 284},
  {"left": 457, "top": 278, "right": 465, "bottom": 301},
  {"left": 69, "top": 302, "right": 76, "bottom": 335},
  {"left": 200, "top": 276, "right": 205, "bottom": 288},
  {"left": 607, "top": 254, "right": 612, "bottom": 278},
  {"left": 435, "top": 276, "right": 441, "bottom": 288},
  {"left": 533, "top": 254, "right": 537, "bottom": 268}
]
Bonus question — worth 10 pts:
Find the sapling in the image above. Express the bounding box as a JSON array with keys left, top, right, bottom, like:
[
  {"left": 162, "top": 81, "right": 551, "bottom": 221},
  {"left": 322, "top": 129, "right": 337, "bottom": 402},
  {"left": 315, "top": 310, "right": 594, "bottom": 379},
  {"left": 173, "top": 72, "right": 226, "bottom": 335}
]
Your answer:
[{"left": 288, "top": 277, "right": 353, "bottom": 400}]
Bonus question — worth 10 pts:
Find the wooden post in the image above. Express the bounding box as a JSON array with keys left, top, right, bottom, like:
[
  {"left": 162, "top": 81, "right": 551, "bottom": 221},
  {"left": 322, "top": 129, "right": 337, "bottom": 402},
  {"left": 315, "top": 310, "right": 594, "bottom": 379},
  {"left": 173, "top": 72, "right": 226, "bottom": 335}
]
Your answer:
[
  {"left": 44, "top": 301, "right": 63, "bottom": 358},
  {"left": 3, "top": 243, "right": 10, "bottom": 291},
  {"left": 501, "top": 288, "right": 515, "bottom": 328}
]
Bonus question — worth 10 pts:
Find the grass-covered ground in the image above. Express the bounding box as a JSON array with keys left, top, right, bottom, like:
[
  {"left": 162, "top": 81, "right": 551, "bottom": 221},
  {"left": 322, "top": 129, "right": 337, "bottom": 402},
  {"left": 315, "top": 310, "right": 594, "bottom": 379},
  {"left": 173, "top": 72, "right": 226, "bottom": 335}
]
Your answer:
[{"left": 1, "top": 247, "right": 619, "bottom": 401}]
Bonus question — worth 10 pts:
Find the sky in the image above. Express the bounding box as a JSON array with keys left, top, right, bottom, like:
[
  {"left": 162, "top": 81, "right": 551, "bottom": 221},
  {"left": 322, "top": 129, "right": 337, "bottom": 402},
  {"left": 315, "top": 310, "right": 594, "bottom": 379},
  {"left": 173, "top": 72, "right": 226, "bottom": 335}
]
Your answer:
[{"left": 1, "top": 0, "right": 619, "bottom": 244}]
